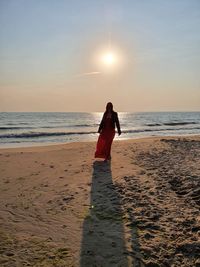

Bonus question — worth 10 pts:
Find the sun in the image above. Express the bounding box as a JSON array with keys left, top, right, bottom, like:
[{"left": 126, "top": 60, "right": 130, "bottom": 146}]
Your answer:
[
  {"left": 101, "top": 52, "right": 116, "bottom": 66},
  {"left": 94, "top": 46, "right": 124, "bottom": 72}
]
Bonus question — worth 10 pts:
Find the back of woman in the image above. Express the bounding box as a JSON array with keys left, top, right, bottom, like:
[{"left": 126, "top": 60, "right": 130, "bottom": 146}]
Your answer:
[{"left": 95, "top": 102, "right": 121, "bottom": 161}]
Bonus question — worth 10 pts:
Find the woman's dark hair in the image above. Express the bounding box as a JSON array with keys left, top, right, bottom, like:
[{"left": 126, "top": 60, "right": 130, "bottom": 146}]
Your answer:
[{"left": 106, "top": 102, "right": 113, "bottom": 112}]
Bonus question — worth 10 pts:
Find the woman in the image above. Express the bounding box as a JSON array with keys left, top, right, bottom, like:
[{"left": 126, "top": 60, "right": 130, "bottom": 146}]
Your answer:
[{"left": 95, "top": 102, "right": 121, "bottom": 161}]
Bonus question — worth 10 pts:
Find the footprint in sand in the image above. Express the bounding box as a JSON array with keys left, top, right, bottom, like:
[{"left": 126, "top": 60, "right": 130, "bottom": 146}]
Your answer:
[
  {"left": 63, "top": 196, "right": 74, "bottom": 203},
  {"left": 144, "top": 232, "right": 154, "bottom": 240},
  {"left": 5, "top": 251, "right": 15, "bottom": 257},
  {"left": 139, "top": 170, "right": 146, "bottom": 175}
]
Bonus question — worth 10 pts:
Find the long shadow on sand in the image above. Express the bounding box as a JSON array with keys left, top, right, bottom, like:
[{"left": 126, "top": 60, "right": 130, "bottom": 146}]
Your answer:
[{"left": 80, "top": 160, "right": 129, "bottom": 267}]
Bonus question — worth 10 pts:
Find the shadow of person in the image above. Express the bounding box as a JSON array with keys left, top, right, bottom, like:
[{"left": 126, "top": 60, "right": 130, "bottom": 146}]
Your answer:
[{"left": 80, "top": 160, "right": 129, "bottom": 267}]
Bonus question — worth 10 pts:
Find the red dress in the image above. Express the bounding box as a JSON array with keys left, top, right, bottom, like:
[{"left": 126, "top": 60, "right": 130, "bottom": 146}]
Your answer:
[{"left": 95, "top": 117, "right": 115, "bottom": 160}]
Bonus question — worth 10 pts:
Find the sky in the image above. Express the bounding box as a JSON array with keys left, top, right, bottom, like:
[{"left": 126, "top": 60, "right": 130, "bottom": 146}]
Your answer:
[{"left": 0, "top": 0, "right": 200, "bottom": 112}]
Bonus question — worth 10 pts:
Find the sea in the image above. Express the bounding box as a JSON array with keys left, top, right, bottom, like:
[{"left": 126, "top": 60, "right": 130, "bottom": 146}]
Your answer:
[{"left": 0, "top": 112, "right": 200, "bottom": 148}]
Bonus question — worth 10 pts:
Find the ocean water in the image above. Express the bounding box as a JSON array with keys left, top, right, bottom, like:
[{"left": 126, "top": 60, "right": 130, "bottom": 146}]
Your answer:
[{"left": 0, "top": 112, "right": 200, "bottom": 147}]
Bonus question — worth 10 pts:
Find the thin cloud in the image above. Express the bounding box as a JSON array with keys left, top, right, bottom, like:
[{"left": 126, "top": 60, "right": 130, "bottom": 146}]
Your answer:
[{"left": 75, "top": 71, "right": 101, "bottom": 77}]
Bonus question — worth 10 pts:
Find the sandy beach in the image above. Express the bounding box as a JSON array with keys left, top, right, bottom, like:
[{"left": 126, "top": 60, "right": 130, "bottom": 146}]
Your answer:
[{"left": 0, "top": 136, "right": 200, "bottom": 267}]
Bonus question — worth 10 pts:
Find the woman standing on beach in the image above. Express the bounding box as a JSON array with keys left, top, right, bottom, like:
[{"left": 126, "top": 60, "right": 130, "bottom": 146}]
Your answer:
[{"left": 95, "top": 102, "right": 121, "bottom": 161}]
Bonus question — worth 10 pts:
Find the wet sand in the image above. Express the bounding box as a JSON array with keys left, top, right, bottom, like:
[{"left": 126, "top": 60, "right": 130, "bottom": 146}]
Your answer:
[{"left": 0, "top": 136, "right": 200, "bottom": 267}]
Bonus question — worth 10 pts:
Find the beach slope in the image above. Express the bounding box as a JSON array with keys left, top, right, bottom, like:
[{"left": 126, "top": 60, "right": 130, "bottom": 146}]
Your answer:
[{"left": 0, "top": 136, "right": 200, "bottom": 266}]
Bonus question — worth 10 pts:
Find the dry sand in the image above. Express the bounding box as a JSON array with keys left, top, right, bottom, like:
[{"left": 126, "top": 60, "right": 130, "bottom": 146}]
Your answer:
[{"left": 0, "top": 136, "right": 200, "bottom": 267}]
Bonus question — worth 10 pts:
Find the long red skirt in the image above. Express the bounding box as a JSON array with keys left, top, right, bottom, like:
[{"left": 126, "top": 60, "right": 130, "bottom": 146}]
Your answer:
[{"left": 95, "top": 128, "right": 115, "bottom": 160}]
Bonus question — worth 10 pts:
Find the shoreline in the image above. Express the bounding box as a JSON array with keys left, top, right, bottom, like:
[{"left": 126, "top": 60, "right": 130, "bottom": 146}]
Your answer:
[
  {"left": 0, "top": 133, "right": 200, "bottom": 151},
  {"left": 0, "top": 135, "right": 199, "bottom": 266}
]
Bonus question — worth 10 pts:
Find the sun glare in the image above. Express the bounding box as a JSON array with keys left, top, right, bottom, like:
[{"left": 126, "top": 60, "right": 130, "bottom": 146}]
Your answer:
[
  {"left": 94, "top": 46, "right": 124, "bottom": 72},
  {"left": 102, "top": 52, "right": 116, "bottom": 65}
]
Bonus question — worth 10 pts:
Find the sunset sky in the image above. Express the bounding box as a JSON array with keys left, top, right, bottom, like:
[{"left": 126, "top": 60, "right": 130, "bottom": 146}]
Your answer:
[{"left": 0, "top": 0, "right": 200, "bottom": 112}]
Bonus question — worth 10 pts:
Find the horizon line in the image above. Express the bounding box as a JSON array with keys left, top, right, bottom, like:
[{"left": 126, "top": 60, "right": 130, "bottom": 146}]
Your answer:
[{"left": 0, "top": 110, "right": 200, "bottom": 113}]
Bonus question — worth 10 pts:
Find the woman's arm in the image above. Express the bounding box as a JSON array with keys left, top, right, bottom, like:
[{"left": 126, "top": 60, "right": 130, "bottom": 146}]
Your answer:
[{"left": 115, "top": 112, "right": 121, "bottom": 135}]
